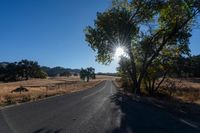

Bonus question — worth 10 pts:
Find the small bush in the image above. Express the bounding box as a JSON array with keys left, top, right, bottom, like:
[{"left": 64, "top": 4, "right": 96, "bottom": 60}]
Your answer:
[
  {"left": 4, "top": 95, "right": 15, "bottom": 104},
  {"left": 11, "top": 86, "right": 28, "bottom": 93},
  {"left": 37, "top": 94, "right": 45, "bottom": 99},
  {"left": 20, "top": 95, "right": 31, "bottom": 103}
]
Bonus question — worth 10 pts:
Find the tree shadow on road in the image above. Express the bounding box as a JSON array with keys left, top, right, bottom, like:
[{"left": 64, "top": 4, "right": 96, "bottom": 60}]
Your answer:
[
  {"left": 32, "top": 127, "right": 63, "bottom": 133},
  {"left": 108, "top": 91, "right": 200, "bottom": 133}
]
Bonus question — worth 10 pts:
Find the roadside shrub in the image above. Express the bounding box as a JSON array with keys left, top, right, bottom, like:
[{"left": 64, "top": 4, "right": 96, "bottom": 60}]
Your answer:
[
  {"left": 4, "top": 95, "right": 15, "bottom": 104},
  {"left": 11, "top": 86, "right": 28, "bottom": 94},
  {"left": 37, "top": 94, "right": 45, "bottom": 99},
  {"left": 20, "top": 94, "right": 31, "bottom": 103}
]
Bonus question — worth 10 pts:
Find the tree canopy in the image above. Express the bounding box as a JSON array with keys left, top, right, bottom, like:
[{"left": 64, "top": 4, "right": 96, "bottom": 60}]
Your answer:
[
  {"left": 0, "top": 60, "right": 47, "bottom": 82},
  {"left": 80, "top": 67, "right": 96, "bottom": 82},
  {"left": 85, "top": 0, "right": 200, "bottom": 94}
]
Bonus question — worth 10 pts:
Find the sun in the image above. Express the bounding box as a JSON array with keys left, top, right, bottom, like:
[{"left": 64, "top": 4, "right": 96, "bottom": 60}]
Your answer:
[{"left": 115, "top": 47, "right": 125, "bottom": 58}]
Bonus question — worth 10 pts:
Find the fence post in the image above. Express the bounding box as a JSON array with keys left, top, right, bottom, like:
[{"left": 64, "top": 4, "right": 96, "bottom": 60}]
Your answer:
[{"left": 46, "top": 86, "right": 48, "bottom": 97}]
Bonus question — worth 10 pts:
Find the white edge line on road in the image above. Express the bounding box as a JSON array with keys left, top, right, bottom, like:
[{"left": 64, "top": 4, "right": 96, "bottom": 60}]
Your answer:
[{"left": 179, "top": 119, "right": 199, "bottom": 129}]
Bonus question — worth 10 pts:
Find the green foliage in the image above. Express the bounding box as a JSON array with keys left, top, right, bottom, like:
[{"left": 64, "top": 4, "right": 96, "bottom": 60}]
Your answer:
[
  {"left": 17, "top": 60, "right": 45, "bottom": 80},
  {"left": 117, "top": 57, "right": 133, "bottom": 92},
  {"left": 80, "top": 67, "right": 95, "bottom": 82},
  {"left": 85, "top": 0, "right": 200, "bottom": 95},
  {"left": 85, "top": 0, "right": 137, "bottom": 64},
  {"left": 0, "top": 60, "right": 47, "bottom": 82},
  {"left": 174, "top": 55, "right": 200, "bottom": 77},
  {"left": 3, "top": 62, "right": 18, "bottom": 82},
  {"left": 41, "top": 66, "right": 79, "bottom": 77},
  {"left": 34, "top": 70, "right": 48, "bottom": 79},
  {"left": 60, "top": 71, "right": 72, "bottom": 77}
]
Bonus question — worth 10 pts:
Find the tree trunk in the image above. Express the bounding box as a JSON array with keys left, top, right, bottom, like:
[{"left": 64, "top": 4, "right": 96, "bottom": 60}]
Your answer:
[
  {"left": 155, "top": 70, "right": 168, "bottom": 92},
  {"left": 127, "top": 41, "right": 140, "bottom": 95},
  {"left": 86, "top": 76, "right": 89, "bottom": 82}
]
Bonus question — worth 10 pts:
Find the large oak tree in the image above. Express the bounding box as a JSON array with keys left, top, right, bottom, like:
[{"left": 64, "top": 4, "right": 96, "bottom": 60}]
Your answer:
[{"left": 85, "top": 0, "right": 200, "bottom": 94}]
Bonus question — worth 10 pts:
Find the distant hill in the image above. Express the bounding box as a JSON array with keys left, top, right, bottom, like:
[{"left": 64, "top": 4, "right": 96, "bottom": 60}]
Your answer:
[
  {"left": 1, "top": 62, "right": 118, "bottom": 77},
  {"left": 0, "top": 62, "right": 80, "bottom": 77},
  {"left": 0, "top": 62, "right": 9, "bottom": 68},
  {"left": 41, "top": 66, "right": 80, "bottom": 77}
]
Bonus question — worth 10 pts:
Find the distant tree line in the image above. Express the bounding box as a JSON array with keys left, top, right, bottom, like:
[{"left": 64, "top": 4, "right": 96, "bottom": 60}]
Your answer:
[
  {"left": 41, "top": 66, "right": 80, "bottom": 77},
  {"left": 0, "top": 60, "right": 47, "bottom": 82},
  {"left": 173, "top": 55, "right": 200, "bottom": 78},
  {"left": 60, "top": 71, "right": 72, "bottom": 77}
]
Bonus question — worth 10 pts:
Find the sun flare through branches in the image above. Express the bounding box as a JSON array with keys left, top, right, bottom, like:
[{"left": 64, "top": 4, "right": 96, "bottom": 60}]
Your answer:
[{"left": 114, "top": 47, "right": 125, "bottom": 59}]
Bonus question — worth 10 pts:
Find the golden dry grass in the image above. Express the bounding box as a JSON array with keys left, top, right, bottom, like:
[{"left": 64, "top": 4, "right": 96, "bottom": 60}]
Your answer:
[
  {"left": 114, "top": 77, "right": 200, "bottom": 104},
  {"left": 153, "top": 78, "right": 200, "bottom": 104},
  {"left": 173, "top": 78, "right": 200, "bottom": 104},
  {"left": 0, "top": 75, "right": 115, "bottom": 106}
]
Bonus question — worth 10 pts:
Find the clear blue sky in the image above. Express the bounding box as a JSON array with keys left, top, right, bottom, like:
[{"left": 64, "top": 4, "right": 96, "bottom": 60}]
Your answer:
[{"left": 0, "top": 0, "right": 199, "bottom": 73}]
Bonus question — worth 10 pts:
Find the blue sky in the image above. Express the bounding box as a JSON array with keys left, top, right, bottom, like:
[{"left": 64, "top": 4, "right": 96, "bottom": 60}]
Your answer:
[{"left": 0, "top": 0, "right": 199, "bottom": 73}]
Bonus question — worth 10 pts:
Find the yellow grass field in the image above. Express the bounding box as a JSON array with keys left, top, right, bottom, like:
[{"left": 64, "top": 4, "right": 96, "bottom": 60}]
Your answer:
[
  {"left": 115, "top": 78, "right": 200, "bottom": 104},
  {"left": 165, "top": 78, "right": 200, "bottom": 104},
  {"left": 0, "top": 75, "right": 116, "bottom": 106}
]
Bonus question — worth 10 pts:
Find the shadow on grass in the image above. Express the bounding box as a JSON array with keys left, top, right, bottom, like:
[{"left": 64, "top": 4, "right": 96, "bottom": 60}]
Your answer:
[
  {"left": 108, "top": 91, "right": 200, "bottom": 133},
  {"left": 186, "top": 78, "right": 200, "bottom": 84},
  {"left": 150, "top": 93, "right": 200, "bottom": 122}
]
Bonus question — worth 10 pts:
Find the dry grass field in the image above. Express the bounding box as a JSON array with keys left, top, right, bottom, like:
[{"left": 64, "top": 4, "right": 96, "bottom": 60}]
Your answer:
[
  {"left": 0, "top": 75, "right": 116, "bottom": 106},
  {"left": 114, "top": 78, "right": 200, "bottom": 116},
  {"left": 115, "top": 78, "right": 200, "bottom": 104},
  {"left": 159, "top": 78, "right": 200, "bottom": 104}
]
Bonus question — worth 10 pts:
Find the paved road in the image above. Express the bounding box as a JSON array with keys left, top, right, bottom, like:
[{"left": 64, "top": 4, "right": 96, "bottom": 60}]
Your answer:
[{"left": 0, "top": 80, "right": 200, "bottom": 133}]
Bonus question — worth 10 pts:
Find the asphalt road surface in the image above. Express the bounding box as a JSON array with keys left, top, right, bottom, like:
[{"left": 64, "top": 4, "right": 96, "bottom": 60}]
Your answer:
[{"left": 0, "top": 80, "right": 200, "bottom": 133}]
